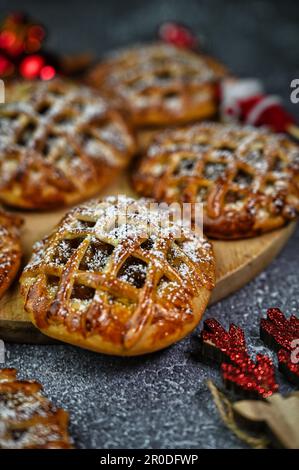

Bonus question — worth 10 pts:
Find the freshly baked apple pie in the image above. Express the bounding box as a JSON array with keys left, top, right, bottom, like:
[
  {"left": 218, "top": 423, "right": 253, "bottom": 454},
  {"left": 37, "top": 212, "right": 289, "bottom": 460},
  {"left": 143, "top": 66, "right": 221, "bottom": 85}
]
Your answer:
[
  {"left": 0, "top": 79, "right": 135, "bottom": 209},
  {"left": 88, "top": 43, "right": 226, "bottom": 127},
  {"left": 20, "top": 195, "right": 215, "bottom": 355},
  {"left": 133, "top": 123, "right": 299, "bottom": 238}
]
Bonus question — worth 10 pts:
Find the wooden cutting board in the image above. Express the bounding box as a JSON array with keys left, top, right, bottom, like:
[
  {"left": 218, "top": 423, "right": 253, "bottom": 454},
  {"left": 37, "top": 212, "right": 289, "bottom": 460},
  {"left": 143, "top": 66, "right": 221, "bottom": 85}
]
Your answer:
[{"left": 0, "top": 172, "right": 296, "bottom": 344}]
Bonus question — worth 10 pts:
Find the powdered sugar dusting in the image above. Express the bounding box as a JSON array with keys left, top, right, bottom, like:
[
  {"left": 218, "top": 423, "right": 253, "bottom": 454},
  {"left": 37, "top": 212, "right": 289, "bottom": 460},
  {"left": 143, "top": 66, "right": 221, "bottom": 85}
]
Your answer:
[
  {"left": 0, "top": 369, "right": 72, "bottom": 449},
  {"left": 135, "top": 122, "right": 299, "bottom": 237},
  {"left": 21, "top": 195, "right": 215, "bottom": 348},
  {"left": 0, "top": 79, "right": 135, "bottom": 207}
]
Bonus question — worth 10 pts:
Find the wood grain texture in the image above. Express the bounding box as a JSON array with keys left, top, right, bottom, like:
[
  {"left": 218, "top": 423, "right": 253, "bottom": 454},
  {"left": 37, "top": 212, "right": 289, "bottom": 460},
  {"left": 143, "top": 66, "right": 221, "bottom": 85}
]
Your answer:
[{"left": 0, "top": 172, "right": 296, "bottom": 344}]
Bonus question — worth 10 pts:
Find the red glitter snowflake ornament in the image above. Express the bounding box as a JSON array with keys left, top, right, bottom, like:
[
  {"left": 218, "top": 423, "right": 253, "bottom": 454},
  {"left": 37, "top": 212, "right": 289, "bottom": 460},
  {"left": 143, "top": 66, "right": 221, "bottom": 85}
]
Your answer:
[
  {"left": 199, "top": 318, "right": 279, "bottom": 398},
  {"left": 260, "top": 308, "right": 299, "bottom": 386},
  {"left": 260, "top": 308, "right": 299, "bottom": 352},
  {"left": 277, "top": 349, "right": 299, "bottom": 387},
  {"left": 222, "top": 353, "right": 279, "bottom": 399},
  {"left": 199, "top": 318, "right": 247, "bottom": 364},
  {"left": 158, "top": 22, "right": 198, "bottom": 49}
]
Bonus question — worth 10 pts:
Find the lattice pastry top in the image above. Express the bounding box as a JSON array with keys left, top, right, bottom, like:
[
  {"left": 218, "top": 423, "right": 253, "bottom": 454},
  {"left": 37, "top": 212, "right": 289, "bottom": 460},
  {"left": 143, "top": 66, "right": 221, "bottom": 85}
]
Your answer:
[
  {"left": 0, "top": 209, "right": 22, "bottom": 299},
  {"left": 20, "top": 195, "right": 215, "bottom": 356},
  {"left": 133, "top": 123, "right": 299, "bottom": 239},
  {"left": 0, "top": 79, "right": 136, "bottom": 209},
  {"left": 87, "top": 42, "right": 227, "bottom": 127},
  {"left": 0, "top": 368, "right": 73, "bottom": 449}
]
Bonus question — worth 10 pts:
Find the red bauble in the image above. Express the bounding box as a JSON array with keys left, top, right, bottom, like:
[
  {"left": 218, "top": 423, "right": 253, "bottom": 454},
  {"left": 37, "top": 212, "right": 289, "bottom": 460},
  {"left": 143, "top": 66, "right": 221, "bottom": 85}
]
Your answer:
[
  {"left": 19, "top": 55, "right": 57, "bottom": 80},
  {"left": 20, "top": 54, "right": 44, "bottom": 79},
  {"left": 40, "top": 64, "right": 56, "bottom": 81},
  {"left": 158, "top": 22, "right": 198, "bottom": 49},
  {"left": 0, "top": 54, "right": 14, "bottom": 76},
  {"left": 0, "top": 12, "right": 48, "bottom": 79}
]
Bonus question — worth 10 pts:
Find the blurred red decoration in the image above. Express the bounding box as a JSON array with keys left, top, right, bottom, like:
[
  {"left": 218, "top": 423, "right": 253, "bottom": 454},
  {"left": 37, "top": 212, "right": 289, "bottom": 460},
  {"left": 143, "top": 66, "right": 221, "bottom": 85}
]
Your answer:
[
  {"left": 20, "top": 54, "right": 44, "bottom": 79},
  {"left": 220, "top": 78, "right": 298, "bottom": 136},
  {"left": 158, "top": 21, "right": 198, "bottom": 49},
  {"left": 0, "top": 11, "right": 57, "bottom": 81},
  {"left": 260, "top": 308, "right": 299, "bottom": 386},
  {"left": 239, "top": 96, "right": 295, "bottom": 134},
  {"left": 0, "top": 12, "right": 45, "bottom": 56},
  {"left": 40, "top": 64, "right": 56, "bottom": 81},
  {"left": 0, "top": 54, "right": 14, "bottom": 76},
  {"left": 199, "top": 318, "right": 279, "bottom": 398}
]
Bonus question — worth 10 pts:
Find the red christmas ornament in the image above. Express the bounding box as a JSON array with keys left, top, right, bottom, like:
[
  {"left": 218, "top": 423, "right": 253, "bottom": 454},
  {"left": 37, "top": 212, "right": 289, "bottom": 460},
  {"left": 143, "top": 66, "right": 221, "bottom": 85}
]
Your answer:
[
  {"left": 0, "top": 54, "right": 14, "bottom": 76},
  {"left": 260, "top": 308, "right": 299, "bottom": 386},
  {"left": 200, "top": 318, "right": 247, "bottom": 364},
  {"left": 199, "top": 318, "right": 279, "bottom": 398},
  {"left": 0, "top": 12, "right": 54, "bottom": 80},
  {"left": 0, "top": 30, "right": 17, "bottom": 50},
  {"left": 222, "top": 353, "right": 279, "bottom": 399},
  {"left": 240, "top": 96, "right": 295, "bottom": 134},
  {"left": 20, "top": 54, "right": 44, "bottom": 79},
  {"left": 40, "top": 64, "right": 56, "bottom": 81},
  {"left": 158, "top": 22, "right": 198, "bottom": 49},
  {"left": 220, "top": 78, "right": 297, "bottom": 135},
  {"left": 260, "top": 308, "right": 299, "bottom": 353},
  {"left": 157, "top": 24, "right": 298, "bottom": 137},
  {"left": 19, "top": 54, "right": 57, "bottom": 80},
  {"left": 0, "top": 12, "right": 45, "bottom": 57},
  {"left": 277, "top": 349, "right": 299, "bottom": 387}
]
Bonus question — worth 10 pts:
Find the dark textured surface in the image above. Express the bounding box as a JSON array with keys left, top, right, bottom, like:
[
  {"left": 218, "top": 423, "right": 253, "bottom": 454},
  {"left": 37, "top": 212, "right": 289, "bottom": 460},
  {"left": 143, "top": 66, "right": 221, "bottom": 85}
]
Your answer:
[{"left": 1, "top": 0, "right": 299, "bottom": 449}]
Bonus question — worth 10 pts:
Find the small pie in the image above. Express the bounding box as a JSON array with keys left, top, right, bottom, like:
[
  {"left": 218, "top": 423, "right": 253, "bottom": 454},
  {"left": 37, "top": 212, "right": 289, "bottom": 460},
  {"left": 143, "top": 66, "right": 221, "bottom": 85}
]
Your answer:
[
  {"left": 20, "top": 195, "right": 215, "bottom": 356},
  {"left": 0, "top": 368, "right": 73, "bottom": 449},
  {"left": 0, "top": 209, "right": 22, "bottom": 299},
  {"left": 87, "top": 43, "right": 226, "bottom": 127},
  {"left": 133, "top": 123, "right": 299, "bottom": 239},
  {"left": 0, "top": 79, "right": 136, "bottom": 209}
]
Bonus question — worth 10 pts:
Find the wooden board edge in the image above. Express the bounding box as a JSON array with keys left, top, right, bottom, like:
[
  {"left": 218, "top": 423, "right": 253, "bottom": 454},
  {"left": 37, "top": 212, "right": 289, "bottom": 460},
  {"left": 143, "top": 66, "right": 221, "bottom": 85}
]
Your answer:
[
  {"left": 210, "top": 222, "right": 296, "bottom": 304},
  {"left": 0, "top": 320, "right": 57, "bottom": 344}
]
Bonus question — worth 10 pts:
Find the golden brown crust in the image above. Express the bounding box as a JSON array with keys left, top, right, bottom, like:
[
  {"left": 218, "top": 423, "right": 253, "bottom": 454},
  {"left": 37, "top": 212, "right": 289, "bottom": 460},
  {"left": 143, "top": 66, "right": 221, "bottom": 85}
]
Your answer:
[
  {"left": 20, "top": 195, "right": 215, "bottom": 356},
  {"left": 0, "top": 209, "right": 22, "bottom": 298},
  {"left": 87, "top": 43, "right": 227, "bottom": 127},
  {"left": 0, "top": 79, "right": 136, "bottom": 209},
  {"left": 133, "top": 123, "right": 299, "bottom": 239},
  {"left": 0, "top": 368, "right": 73, "bottom": 449}
]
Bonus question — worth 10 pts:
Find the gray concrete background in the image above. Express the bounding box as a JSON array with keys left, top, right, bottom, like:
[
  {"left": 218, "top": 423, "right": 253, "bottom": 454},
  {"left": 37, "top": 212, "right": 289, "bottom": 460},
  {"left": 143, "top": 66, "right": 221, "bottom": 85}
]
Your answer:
[{"left": 0, "top": 0, "right": 298, "bottom": 449}]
